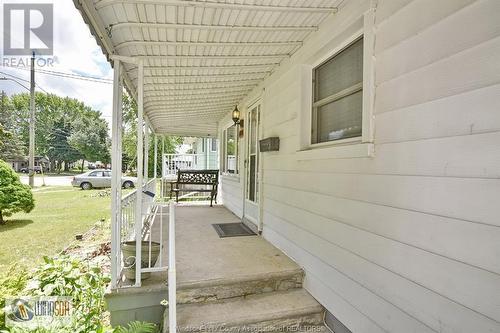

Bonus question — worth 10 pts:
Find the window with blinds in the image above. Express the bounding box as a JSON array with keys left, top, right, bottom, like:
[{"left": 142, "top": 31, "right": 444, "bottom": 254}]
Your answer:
[{"left": 312, "top": 37, "right": 363, "bottom": 144}]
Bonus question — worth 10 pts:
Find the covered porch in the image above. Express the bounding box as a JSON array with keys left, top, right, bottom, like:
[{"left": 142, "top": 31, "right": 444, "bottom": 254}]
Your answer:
[
  {"left": 107, "top": 203, "right": 323, "bottom": 330},
  {"left": 73, "top": 0, "right": 340, "bottom": 330}
]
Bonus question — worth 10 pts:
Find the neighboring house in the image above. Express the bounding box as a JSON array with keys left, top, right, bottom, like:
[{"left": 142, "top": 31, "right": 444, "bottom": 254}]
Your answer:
[
  {"left": 191, "top": 137, "right": 219, "bottom": 170},
  {"left": 7, "top": 156, "right": 49, "bottom": 172},
  {"left": 76, "top": 0, "right": 500, "bottom": 332}
]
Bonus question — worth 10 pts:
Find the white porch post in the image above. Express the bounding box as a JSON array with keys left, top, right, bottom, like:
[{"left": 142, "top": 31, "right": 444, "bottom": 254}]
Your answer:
[
  {"left": 110, "top": 59, "right": 123, "bottom": 289},
  {"left": 144, "top": 119, "right": 150, "bottom": 183},
  {"left": 135, "top": 59, "right": 144, "bottom": 285},
  {"left": 153, "top": 133, "right": 158, "bottom": 179},
  {"left": 161, "top": 135, "right": 165, "bottom": 197}
]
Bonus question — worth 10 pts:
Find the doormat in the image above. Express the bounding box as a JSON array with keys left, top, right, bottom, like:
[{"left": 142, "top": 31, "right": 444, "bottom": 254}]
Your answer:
[{"left": 212, "top": 223, "right": 257, "bottom": 238}]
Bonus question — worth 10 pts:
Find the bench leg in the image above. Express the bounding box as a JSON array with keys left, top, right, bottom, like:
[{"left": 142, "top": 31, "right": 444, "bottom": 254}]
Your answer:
[
  {"left": 176, "top": 191, "right": 179, "bottom": 203},
  {"left": 210, "top": 194, "right": 213, "bottom": 207}
]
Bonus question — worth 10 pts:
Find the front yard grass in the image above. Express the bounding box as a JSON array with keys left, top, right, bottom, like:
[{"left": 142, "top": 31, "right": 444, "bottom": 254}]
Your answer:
[{"left": 0, "top": 186, "right": 111, "bottom": 270}]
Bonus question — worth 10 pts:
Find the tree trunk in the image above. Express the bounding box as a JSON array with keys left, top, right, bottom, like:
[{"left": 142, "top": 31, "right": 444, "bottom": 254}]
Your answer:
[
  {"left": 0, "top": 211, "right": 4, "bottom": 225},
  {"left": 64, "top": 161, "right": 69, "bottom": 172},
  {"left": 81, "top": 159, "right": 85, "bottom": 172}
]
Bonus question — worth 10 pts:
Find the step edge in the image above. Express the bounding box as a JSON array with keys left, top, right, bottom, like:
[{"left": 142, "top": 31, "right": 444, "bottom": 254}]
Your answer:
[
  {"left": 171, "top": 304, "right": 324, "bottom": 330},
  {"left": 177, "top": 268, "right": 304, "bottom": 290}
]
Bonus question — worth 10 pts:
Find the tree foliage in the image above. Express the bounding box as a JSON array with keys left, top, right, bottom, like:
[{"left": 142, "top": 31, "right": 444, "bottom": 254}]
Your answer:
[
  {"left": 122, "top": 93, "right": 182, "bottom": 176},
  {"left": 0, "top": 93, "right": 25, "bottom": 160},
  {"left": 0, "top": 160, "right": 34, "bottom": 223},
  {"left": 1, "top": 92, "right": 110, "bottom": 172}
]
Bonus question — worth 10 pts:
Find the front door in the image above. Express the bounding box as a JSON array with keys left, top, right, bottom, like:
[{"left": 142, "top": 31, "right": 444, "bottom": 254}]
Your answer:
[{"left": 243, "top": 102, "right": 261, "bottom": 231}]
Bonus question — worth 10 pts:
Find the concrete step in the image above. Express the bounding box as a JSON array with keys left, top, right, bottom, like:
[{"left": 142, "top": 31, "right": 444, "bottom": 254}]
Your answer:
[
  {"left": 176, "top": 268, "right": 304, "bottom": 304},
  {"left": 163, "top": 288, "right": 324, "bottom": 333}
]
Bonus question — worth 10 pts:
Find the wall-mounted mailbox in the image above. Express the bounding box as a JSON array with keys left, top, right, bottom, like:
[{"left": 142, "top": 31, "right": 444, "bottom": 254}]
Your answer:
[{"left": 259, "top": 137, "right": 280, "bottom": 152}]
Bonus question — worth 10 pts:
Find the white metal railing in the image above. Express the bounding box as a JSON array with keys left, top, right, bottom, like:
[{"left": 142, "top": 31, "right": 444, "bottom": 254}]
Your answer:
[
  {"left": 162, "top": 153, "right": 201, "bottom": 177},
  {"left": 113, "top": 178, "right": 177, "bottom": 328},
  {"left": 115, "top": 178, "right": 171, "bottom": 285},
  {"left": 168, "top": 201, "right": 176, "bottom": 332},
  {"left": 162, "top": 153, "right": 218, "bottom": 177}
]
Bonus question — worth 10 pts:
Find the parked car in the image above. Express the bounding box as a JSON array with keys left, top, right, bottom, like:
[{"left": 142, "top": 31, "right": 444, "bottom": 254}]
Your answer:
[
  {"left": 71, "top": 169, "right": 137, "bottom": 190},
  {"left": 20, "top": 166, "right": 44, "bottom": 174}
]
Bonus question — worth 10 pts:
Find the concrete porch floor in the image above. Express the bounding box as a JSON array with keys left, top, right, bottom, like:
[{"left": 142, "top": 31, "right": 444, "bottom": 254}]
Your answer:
[{"left": 107, "top": 203, "right": 305, "bottom": 325}]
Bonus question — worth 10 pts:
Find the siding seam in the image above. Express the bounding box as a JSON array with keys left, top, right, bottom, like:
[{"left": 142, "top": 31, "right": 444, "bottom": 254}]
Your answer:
[
  {"left": 264, "top": 222, "right": 436, "bottom": 333},
  {"left": 263, "top": 181, "right": 500, "bottom": 228},
  {"left": 264, "top": 195, "right": 500, "bottom": 276},
  {"left": 263, "top": 208, "right": 500, "bottom": 325}
]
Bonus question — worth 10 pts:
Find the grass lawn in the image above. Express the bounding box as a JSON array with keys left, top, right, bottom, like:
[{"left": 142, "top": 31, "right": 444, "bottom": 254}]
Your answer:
[{"left": 0, "top": 186, "right": 111, "bottom": 270}]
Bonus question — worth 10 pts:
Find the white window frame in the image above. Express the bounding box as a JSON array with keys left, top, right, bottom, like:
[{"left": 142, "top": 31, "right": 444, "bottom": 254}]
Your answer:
[
  {"left": 298, "top": 9, "right": 375, "bottom": 160},
  {"left": 221, "top": 123, "right": 239, "bottom": 176},
  {"left": 210, "top": 138, "right": 218, "bottom": 152}
]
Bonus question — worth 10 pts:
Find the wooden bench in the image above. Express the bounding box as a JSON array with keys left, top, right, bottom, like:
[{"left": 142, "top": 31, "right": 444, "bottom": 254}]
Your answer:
[{"left": 172, "top": 169, "right": 219, "bottom": 207}]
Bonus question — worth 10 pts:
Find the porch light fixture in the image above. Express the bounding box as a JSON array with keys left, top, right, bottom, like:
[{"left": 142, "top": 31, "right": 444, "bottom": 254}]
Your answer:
[{"left": 232, "top": 106, "right": 241, "bottom": 125}]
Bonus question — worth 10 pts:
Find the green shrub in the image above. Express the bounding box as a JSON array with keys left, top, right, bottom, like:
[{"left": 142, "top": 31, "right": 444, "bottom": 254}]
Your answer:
[
  {"left": 0, "top": 257, "right": 158, "bottom": 333},
  {"left": 0, "top": 265, "right": 30, "bottom": 329},
  {"left": 26, "top": 256, "right": 110, "bottom": 333},
  {"left": 0, "top": 160, "right": 34, "bottom": 224}
]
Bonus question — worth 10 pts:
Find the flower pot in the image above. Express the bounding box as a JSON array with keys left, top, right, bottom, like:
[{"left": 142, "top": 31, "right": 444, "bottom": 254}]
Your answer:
[{"left": 121, "top": 241, "right": 161, "bottom": 281}]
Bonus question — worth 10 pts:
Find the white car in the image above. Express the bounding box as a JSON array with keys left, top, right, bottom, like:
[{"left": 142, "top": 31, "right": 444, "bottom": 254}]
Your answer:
[{"left": 71, "top": 169, "right": 137, "bottom": 190}]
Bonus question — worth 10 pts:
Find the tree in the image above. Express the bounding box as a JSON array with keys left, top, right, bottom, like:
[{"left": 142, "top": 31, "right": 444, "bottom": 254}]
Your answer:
[
  {"left": 5, "top": 92, "right": 111, "bottom": 171},
  {"left": 0, "top": 159, "right": 35, "bottom": 224},
  {"left": 0, "top": 123, "right": 25, "bottom": 160},
  {"left": 122, "top": 93, "right": 182, "bottom": 176},
  {"left": 68, "top": 116, "right": 110, "bottom": 172},
  {"left": 0, "top": 92, "right": 25, "bottom": 160}
]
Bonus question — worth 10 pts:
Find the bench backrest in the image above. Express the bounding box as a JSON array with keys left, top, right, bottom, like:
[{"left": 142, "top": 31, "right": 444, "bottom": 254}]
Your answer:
[{"left": 177, "top": 169, "right": 219, "bottom": 185}]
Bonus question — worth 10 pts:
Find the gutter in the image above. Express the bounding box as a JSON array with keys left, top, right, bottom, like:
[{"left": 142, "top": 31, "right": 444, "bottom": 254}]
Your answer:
[{"left": 72, "top": 0, "right": 137, "bottom": 100}]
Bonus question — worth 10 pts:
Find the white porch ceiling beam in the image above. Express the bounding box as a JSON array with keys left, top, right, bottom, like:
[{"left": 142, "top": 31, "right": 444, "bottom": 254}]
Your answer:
[
  {"left": 115, "top": 40, "right": 302, "bottom": 50},
  {"left": 110, "top": 22, "right": 318, "bottom": 32},
  {"left": 145, "top": 101, "right": 236, "bottom": 109},
  {"left": 140, "top": 77, "right": 264, "bottom": 84},
  {"left": 145, "top": 93, "right": 246, "bottom": 102},
  {"left": 144, "top": 84, "right": 257, "bottom": 92},
  {"left": 136, "top": 72, "right": 270, "bottom": 80},
  {"left": 127, "top": 54, "right": 289, "bottom": 60},
  {"left": 143, "top": 79, "right": 260, "bottom": 87},
  {"left": 145, "top": 89, "right": 252, "bottom": 97},
  {"left": 145, "top": 98, "right": 239, "bottom": 105},
  {"left": 144, "top": 86, "right": 252, "bottom": 94},
  {"left": 140, "top": 64, "right": 279, "bottom": 71},
  {"left": 152, "top": 113, "right": 226, "bottom": 120},
  {"left": 96, "top": 0, "right": 338, "bottom": 13},
  {"left": 146, "top": 106, "right": 232, "bottom": 114}
]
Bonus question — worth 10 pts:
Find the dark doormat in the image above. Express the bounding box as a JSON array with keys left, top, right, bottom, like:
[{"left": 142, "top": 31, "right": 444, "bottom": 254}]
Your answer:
[{"left": 212, "top": 223, "right": 257, "bottom": 238}]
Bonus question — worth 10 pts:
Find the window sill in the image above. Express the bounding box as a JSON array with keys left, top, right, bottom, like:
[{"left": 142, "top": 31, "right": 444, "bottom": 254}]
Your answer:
[{"left": 296, "top": 142, "right": 374, "bottom": 160}]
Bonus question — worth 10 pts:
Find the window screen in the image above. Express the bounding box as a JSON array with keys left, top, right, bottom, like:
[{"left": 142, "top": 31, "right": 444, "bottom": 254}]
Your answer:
[
  {"left": 312, "top": 37, "right": 363, "bottom": 143},
  {"left": 224, "top": 125, "right": 237, "bottom": 174}
]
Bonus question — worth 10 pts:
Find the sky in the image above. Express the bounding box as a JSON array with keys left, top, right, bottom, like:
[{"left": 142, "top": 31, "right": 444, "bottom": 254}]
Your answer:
[{"left": 0, "top": 0, "right": 114, "bottom": 125}]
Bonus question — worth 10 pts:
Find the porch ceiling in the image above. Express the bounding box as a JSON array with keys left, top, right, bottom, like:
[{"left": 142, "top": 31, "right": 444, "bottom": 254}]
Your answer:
[{"left": 74, "top": 0, "right": 342, "bottom": 136}]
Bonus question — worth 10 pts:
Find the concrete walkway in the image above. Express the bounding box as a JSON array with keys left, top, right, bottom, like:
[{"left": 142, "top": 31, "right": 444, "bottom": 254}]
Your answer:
[{"left": 118, "top": 203, "right": 301, "bottom": 290}]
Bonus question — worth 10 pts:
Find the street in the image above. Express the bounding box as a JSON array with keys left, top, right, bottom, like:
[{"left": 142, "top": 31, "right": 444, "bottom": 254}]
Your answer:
[{"left": 20, "top": 175, "right": 73, "bottom": 187}]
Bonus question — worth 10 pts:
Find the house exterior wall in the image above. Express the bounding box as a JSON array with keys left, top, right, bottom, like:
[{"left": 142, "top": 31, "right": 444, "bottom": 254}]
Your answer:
[
  {"left": 192, "top": 138, "right": 219, "bottom": 170},
  {"left": 218, "top": 0, "right": 500, "bottom": 332},
  {"left": 218, "top": 114, "right": 244, "bottom": 219}
]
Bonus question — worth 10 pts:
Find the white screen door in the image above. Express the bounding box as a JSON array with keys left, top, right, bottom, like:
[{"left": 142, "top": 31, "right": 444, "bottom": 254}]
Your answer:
[{"left": 243, "top": 102, "right": 261, "bottom": 227}]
